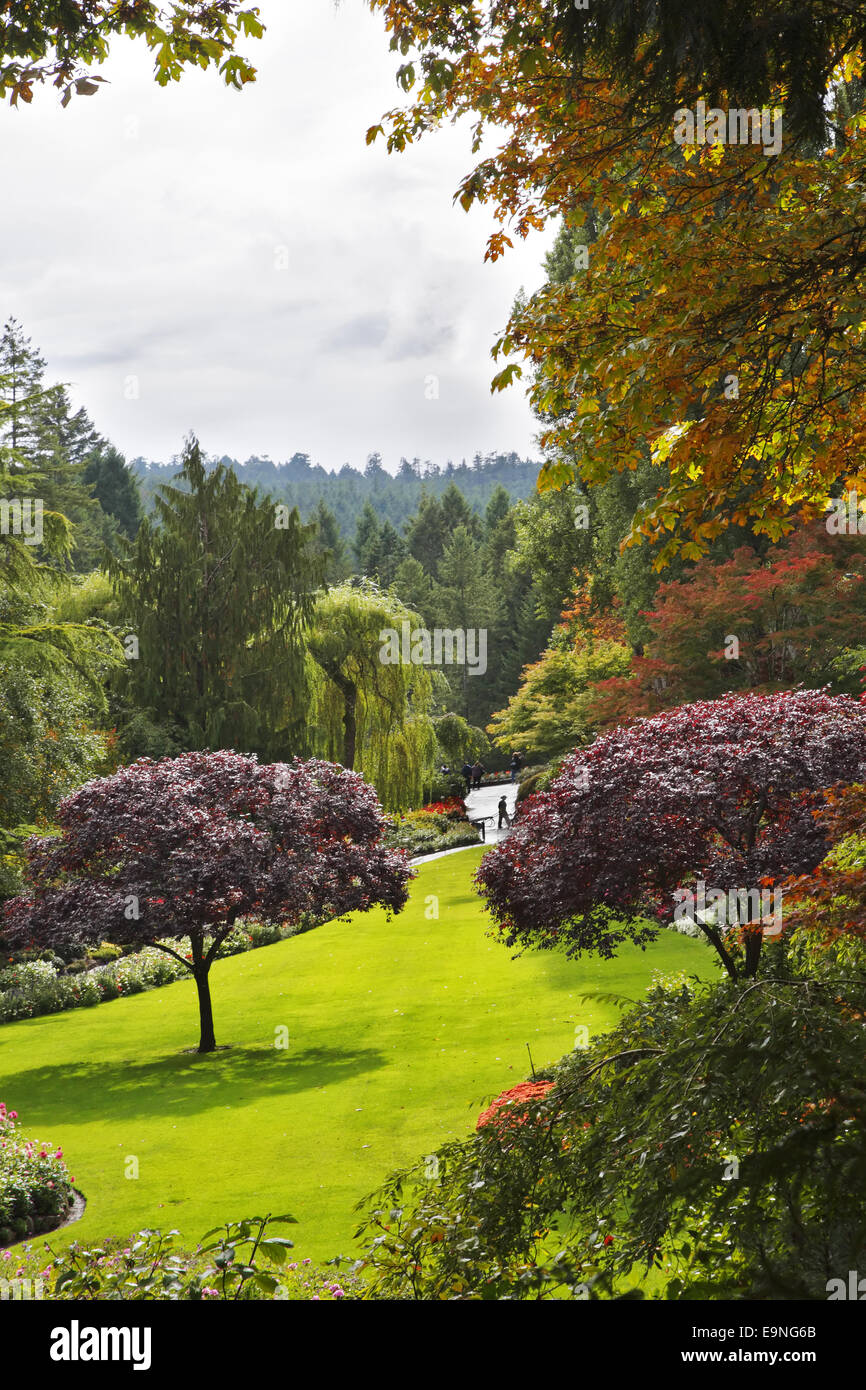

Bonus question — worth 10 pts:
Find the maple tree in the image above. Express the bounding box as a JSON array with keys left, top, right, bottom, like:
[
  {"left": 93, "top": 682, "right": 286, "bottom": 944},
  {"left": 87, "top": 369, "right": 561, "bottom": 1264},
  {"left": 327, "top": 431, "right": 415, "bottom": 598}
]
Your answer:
[
  {"left": 2, "top": 751, "right": 412, "bottom": 1053},
  {"left": 783, "top": 782, "right": 866, "bottom": 944},
  {"left": 476, "top": 689, "right": 866, "bottom": 980},
  {"left": 0, "top": 2, "right": 264, "bottom": 107},
  {"left": 586, "top": 519, "right": 866, "bottom": 727},
  {"left": 367, "top": 0, "right": 866, "bottom": 560},
  {"left": 487, "top": 579, "right": 631, "bottom": 760}
]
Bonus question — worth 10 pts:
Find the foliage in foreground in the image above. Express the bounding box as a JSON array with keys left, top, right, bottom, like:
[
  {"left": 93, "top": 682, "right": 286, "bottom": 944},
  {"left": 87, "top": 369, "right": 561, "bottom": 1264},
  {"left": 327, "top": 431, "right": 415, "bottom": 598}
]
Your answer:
[
  {"left": 355, "top": 950, "right": 866, "bottom": 1300},
  {"left": 3, "top": 1215, "right": 364, "bottom": 1301},
  {"left": 0, "top": 3, "right": 265, "bottom": 109}
]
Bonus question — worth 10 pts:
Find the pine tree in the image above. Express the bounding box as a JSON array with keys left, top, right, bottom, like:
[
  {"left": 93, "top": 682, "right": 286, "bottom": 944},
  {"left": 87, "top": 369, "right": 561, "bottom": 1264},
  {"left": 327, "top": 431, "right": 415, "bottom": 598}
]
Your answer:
[
  {"left": 376, "top": 520, "right": 407, "bottom": 587},
  {"left": 440, "top": 481, "right": 481, "bottom": 541},
  {"left": 391, "top": 555, "right": 434, "bottom": 621},
  {"left": 405, "top": 491, "right": 446, "bottom": 575},
  {"left": 30, "top": 385, "right": 107, "bottom": 571},
  {"left": 433, "top": 525, "right": 501, "bottom": 722},
  {"left": 354, "top": 501, "right": 381, "bottom": 574},
  {"left": 83, "top": 443, "right": 143, "bottom": 541},
  {"left": 106, "top": 436, "right": 324, "bottom": 758},
  {"left": 0, "top": 317, "right": 48, "bottom": 469},
  {"left": 310, "top": 498, "right": 350, "bottom": 582}
]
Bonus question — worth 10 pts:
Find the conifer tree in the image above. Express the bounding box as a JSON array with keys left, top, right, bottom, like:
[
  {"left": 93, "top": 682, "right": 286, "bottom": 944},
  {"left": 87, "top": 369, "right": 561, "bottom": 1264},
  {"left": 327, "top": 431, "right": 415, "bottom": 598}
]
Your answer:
[{"left": 107, "top": 436, "right": 324, "bottom": 758}]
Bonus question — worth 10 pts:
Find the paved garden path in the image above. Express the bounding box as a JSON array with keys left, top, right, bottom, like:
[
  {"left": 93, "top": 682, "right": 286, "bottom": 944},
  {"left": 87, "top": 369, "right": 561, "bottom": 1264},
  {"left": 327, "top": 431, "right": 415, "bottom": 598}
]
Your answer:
[
  {"left": 412, "top": 780, "right": 519, "bottom": 865},
  {"left": 463, "top": 781, "right": 519, "bottom": 845}
]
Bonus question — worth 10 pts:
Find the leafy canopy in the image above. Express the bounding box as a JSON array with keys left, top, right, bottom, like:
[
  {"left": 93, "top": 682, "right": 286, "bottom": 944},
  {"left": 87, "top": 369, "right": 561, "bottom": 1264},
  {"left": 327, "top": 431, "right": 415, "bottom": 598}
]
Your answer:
[
  {"left": 366, "top": 0, "right": 866, "bottom": 559},
  {"left": 2, "top": 751, "right": 413, "bottom": 1051},
  {"left": 476, "top": 689, "right": 866, "bottom": 979},
  {"left": 0, "top": 1, "right": 264, "bottom": 107}
]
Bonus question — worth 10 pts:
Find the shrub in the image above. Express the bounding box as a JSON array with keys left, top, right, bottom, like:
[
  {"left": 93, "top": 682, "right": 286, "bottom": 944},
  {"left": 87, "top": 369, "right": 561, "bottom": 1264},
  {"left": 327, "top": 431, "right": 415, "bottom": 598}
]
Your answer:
[
  {"left": 0, "top": 1104, "right": 75, "bottom": 1247},
  {"left": 383, "top": 810, "right": 479, "bottom": 856},
  {"left": 0, "top": 921, "right": 323, "bottom": 1027},
  {"left": 89, "top": 943, "right": 123, "bottom": 963},
  {"left": 8, "top": 1216, "right": 366, "bottom": 1300}
]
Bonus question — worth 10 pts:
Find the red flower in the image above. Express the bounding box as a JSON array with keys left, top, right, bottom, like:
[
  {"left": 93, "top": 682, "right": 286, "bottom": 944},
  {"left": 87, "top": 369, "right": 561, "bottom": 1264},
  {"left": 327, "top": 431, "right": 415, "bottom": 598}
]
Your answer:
[{"left": 476, "top": 1081, "right": 555, "bottom": 1132}]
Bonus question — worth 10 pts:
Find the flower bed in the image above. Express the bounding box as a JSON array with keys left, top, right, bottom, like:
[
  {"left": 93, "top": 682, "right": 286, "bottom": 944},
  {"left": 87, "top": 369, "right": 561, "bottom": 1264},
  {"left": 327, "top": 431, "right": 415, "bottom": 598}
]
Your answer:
[
  {"left": 0, "top": 1104, "right": 76, "bottom": 1247},
  {"left": 383, "top": 804, "right": 480, "bottom": 856}
]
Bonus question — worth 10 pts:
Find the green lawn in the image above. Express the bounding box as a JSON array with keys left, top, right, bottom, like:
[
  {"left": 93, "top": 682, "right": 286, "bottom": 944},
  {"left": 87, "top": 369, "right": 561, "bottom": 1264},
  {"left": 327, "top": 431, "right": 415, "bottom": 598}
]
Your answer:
[{"left": 0, "top": 848, "right": 719, "bottom": 1263}]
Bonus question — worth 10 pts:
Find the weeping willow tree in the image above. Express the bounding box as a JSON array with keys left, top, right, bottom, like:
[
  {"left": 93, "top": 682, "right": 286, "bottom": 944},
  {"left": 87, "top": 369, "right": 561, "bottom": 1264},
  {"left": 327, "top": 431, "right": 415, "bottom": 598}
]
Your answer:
[
  {"left": 106, "top": 436, "right": 325, "bottom": 758},
  {"left": 305, "top": 581, "right": 438, "bottom": 811}
]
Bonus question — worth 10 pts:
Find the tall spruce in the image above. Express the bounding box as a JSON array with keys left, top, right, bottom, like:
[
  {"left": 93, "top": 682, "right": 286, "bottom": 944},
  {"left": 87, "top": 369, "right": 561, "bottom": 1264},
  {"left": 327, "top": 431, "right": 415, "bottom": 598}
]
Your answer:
[{"left": 107, "top": 436, "right": 324, "bottom": 758}]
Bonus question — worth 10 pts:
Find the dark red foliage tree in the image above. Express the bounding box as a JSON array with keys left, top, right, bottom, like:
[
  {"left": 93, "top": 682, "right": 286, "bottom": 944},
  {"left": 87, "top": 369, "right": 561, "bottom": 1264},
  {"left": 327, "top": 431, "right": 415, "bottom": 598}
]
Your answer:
[
  {"left": 476, "top": 690, "right": 866, "bottom": 980},
  {"left": 2, "top": 752, "right": 413, "bottom": 1052}
]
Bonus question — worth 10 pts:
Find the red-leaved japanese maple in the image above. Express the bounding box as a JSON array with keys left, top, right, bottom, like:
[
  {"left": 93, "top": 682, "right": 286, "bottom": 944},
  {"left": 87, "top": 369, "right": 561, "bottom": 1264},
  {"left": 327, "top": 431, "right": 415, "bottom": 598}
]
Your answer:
[
  {"left": 476, "top": 690, "right": 866, "bottom": 980},
  {"left": 2, "top": 752, "right": 413, "bottom": 1052}
]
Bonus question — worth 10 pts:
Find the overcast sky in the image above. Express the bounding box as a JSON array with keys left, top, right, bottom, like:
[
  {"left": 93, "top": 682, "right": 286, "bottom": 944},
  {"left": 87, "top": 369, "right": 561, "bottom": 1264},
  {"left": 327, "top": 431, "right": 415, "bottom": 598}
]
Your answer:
[{"left": 0, "top": 0, "right": 554, "bottom": 473}]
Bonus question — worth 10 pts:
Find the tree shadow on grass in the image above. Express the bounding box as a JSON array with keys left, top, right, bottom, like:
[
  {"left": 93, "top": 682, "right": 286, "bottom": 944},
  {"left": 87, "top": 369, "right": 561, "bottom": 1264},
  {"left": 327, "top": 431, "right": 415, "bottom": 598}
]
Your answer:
[{"left": 1, "top": 1044, "right": 387, "bottom": 1123}]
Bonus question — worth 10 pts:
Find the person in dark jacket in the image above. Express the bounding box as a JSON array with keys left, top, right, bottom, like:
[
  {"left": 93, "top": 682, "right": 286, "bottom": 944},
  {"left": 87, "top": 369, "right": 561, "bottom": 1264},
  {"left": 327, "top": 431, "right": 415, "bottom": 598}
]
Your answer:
[
  {"left": 461, "top": 761, "right": 473, "bottom": 794},
  {"left": 510, "top": 750, "right": 522, "bottom": 784},
  {"left": 497, "top": 795, "right": 511, "bottom": 830},
  {"left": 471, "top": 760, "right": 485, "bottom": 789}
]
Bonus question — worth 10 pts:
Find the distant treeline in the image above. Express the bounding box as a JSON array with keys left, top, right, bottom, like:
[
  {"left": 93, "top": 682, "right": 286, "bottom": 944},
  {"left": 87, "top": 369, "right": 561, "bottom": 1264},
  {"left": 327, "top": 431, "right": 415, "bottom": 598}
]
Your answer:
[{"left": 128, "top": 451, "right": 541, "bottom": 539}]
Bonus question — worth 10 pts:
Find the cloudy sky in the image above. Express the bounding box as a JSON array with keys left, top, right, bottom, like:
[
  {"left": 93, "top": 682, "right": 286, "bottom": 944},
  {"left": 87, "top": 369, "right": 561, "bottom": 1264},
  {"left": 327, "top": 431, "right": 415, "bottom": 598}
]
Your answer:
[{"left": 0, "top": 0, "right": 554, "bottom": 472}]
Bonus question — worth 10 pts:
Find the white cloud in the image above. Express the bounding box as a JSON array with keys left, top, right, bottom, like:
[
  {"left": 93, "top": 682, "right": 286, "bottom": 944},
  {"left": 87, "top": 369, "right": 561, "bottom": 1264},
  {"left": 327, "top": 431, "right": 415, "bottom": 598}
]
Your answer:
[{"left": 0, "top": 0, "right": 553, "bottom": 472}]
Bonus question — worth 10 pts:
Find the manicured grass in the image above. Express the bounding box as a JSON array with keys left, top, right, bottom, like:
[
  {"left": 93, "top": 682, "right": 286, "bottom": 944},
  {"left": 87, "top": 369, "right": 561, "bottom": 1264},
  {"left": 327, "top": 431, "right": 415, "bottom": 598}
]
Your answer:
[{"left": 0, "top": 848, "right": 719, "bottom": 1264}]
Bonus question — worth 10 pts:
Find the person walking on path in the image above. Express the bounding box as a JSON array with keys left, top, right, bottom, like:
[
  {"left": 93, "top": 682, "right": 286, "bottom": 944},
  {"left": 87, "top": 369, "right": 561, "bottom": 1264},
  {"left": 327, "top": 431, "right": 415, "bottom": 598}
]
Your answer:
[
  {"left": 461, "top": 761, "right": 473, "bottom": 794},
  {"left": 497, "top": 795, "right": 511, "bottom": 830},
  {"left": 510, "top": 751, "right": 522, "bottom": 784},
  {"left": 471, "top": 760, "right": 485, "bottom": 789}
]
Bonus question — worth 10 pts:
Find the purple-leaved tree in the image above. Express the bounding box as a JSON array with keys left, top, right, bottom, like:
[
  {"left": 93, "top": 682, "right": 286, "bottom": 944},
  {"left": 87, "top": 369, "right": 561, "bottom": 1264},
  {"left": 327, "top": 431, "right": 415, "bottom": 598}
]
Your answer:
[
  {"left": 2, "top": 752, "right": 413, "bottom": 1052},
  {"left": 476, "top": 690, "right": 866, "bottom": 979}
]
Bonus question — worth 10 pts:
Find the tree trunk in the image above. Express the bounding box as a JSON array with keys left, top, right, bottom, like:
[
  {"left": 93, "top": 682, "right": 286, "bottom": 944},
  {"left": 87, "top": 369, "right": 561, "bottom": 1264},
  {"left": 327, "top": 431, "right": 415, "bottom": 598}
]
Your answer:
[
  {"left": 342, "top": 683, "right": 357, "bottom": 770},
  {"left": 194, "top": 967, "right": 217, "bottom": 1053},
  {"left": 743, "top": 926, "right": 763, "bottom": 978}
]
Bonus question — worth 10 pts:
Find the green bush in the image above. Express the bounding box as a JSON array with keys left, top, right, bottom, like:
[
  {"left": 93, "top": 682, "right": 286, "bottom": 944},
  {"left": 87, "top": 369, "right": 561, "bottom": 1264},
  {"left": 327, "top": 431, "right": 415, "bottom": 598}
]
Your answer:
[
  {"left": 383, "top": 809, "right": 480, "bottom": 856},
  {"left": 0, "top": 920, "right": 321, "bottom": 1027},
  {"left": 89, "top": 943, "right": 123, "bottom": 963},
  {"left": 10, "top": 1216, "right": 365, "bottom": 1300}
]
